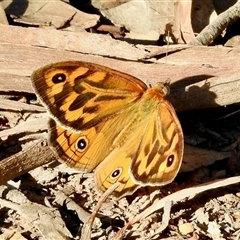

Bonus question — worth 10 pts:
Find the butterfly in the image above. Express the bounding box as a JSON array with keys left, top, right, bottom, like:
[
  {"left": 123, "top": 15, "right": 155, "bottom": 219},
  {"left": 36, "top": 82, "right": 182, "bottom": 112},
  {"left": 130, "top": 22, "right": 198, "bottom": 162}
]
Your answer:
[{"left": 31, "top": 61, "right": 184, "bottom": 198}]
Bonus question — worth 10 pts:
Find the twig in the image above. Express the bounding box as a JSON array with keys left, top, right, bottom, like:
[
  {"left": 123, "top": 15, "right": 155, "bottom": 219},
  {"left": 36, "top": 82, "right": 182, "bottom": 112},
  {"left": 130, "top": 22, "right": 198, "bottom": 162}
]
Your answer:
[
  {"left": 0, "top": 140, "right": 55, "bottom": 185},
  {"left": 54, "top": 190, "right": 92, "bottom": 224},
  {"left": 80, "top": 182, "right": 121, "bottom": 240},
  {"left": 189, "top": 2, "right": 240, "bottom": 45}
]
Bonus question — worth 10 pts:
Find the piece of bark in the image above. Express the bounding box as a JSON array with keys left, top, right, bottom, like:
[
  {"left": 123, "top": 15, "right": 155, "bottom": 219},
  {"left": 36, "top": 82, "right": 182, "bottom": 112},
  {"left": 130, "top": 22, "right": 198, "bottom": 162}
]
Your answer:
[
  {"left": 99, "top": 0, "right": 175, "bottom": 35},
  {"left": 180, "top": 145, "right": 230, "bottom": 172},
  {"left": 0, "top": 112, "right": 48, "bottom": 139},
  {"left": 0, "top": 3, "right": 8, "bottom": 24},
  {"left": 0, "top": 98, "right": 45, "bottom": 112},
  {"left": 225, "top": 35, "right": 240, "bottom": 47},
  {"left": 0, "top": 140, "right": 55, "bottom": 185},
  {"left": 96, "top": 24, "right": 125, "bottom": 38},
  {"left": 0, "top": 73, "right": 33, "bottom": 93},
  {"left": 1, "top": 25, "right": 240, "bottom": 111},
  {"left": 2, "top": 0, "right": 99, "bottom": 30},
  {"left": 0, "top": 24, "right": 145, "bottom": 61},
  {"left": 170, "top": 73, "right": 240, "bottom": 112},
  {"left": 173, "top": 0, "right": 195, "bottom": 43}
]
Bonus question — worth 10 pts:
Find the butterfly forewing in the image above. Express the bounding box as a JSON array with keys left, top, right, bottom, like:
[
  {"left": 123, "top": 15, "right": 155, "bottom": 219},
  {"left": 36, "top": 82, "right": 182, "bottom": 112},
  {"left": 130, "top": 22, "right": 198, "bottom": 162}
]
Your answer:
[{"left": 31, "top": 61, "right": 147, "bottom": 131}]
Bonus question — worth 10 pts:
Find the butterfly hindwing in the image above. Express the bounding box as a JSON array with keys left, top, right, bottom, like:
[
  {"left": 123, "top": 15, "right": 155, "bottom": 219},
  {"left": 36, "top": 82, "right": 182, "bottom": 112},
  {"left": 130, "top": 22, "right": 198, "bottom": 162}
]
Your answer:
[
  {"left": 94, "top": 88, "right": 184, "bottom": 197},
  {"left": 130, "top": 101, "right": 184, "bottom": 186}
]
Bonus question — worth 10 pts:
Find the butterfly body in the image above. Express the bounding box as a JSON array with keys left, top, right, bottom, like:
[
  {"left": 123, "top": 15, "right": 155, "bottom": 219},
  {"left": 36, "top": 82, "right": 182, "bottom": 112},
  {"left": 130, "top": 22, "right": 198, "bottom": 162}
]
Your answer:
[{"left": 31, "top": 61, "right": 184, "bottom": 198}]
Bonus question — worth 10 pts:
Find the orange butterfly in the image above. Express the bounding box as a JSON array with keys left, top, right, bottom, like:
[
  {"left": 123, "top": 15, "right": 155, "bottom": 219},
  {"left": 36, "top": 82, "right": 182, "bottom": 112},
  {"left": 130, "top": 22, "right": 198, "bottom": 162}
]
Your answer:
[{"left": 31, "top": 61, "right": 184, "bottom": 197}]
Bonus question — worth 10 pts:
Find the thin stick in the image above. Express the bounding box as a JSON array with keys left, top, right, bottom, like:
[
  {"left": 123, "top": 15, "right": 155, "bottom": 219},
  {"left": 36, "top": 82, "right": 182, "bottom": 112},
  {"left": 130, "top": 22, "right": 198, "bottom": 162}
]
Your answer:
[{"left": 79, "top": 182, "right": 121, "bottom": 240}]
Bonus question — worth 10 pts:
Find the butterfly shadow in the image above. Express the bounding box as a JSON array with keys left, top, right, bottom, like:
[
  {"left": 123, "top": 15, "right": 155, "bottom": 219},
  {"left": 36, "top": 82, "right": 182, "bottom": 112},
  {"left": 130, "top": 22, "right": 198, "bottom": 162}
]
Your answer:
[{"left": 169, "top": 74, "right": 220, "bottom": 113}]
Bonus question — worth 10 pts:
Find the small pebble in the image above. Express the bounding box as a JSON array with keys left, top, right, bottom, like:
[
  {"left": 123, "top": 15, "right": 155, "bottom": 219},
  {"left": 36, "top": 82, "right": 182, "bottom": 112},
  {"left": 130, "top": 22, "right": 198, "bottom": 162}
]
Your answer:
[{"left": 179, "top": 222, "right": 194, "bottom": 235}]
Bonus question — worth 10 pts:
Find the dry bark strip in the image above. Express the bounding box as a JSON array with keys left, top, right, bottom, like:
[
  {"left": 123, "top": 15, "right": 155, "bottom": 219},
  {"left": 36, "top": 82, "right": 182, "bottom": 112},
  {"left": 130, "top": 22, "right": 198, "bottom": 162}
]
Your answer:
[
  {"left": 0, "top": 98, "right": 45, "bottom": 112},
  {"left": 0, "top": 140, "right": 55, "bottom": 185},
  {"left": 1, "top": 25, "right": 240, "bottom": 112}
]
